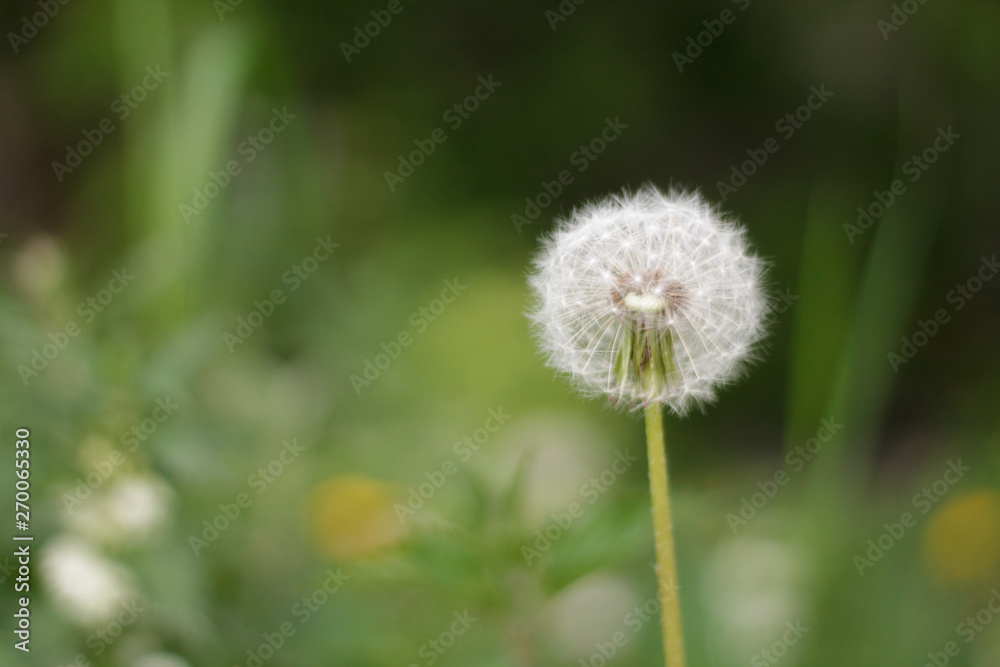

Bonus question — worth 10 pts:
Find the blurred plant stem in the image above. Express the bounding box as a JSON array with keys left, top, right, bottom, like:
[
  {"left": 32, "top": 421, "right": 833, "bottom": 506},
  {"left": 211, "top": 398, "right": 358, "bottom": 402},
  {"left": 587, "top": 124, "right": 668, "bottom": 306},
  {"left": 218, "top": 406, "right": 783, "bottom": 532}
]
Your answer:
[
  {"left": 794, "top": 71, "right": 950, "bottom": 530},
  {"left": 644, "top": 399, "right": 686, "bottom": 667},
  {"left": 114, "top": 0, "right": 254, "bottom": 343}
]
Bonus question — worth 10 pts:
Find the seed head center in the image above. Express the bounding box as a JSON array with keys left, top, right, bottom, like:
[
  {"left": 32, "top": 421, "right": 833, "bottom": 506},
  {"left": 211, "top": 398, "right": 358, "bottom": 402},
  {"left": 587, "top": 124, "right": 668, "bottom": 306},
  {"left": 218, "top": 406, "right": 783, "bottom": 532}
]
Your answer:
[
  {"left": 624, "top": 292, "right": 667, "bottom": 314},
  {"left": 611, "top": 271, "right": 688, "bottom": 321}
]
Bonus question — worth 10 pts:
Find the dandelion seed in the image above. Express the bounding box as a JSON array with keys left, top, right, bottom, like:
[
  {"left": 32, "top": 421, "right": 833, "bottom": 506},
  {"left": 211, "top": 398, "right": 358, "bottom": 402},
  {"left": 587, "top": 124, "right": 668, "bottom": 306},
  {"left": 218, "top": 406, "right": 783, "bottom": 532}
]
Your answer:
[{"left": 528, "top": 185, "right": 767, "bottom": 416}]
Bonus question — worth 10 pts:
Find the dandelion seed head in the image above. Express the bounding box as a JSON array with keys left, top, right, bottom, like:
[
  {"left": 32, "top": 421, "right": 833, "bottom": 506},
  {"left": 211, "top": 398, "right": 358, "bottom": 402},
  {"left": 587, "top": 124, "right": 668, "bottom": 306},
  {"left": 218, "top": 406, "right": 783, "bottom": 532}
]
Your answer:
[{"left": 527, "top": 185, "right": 768, "bottom": 415}]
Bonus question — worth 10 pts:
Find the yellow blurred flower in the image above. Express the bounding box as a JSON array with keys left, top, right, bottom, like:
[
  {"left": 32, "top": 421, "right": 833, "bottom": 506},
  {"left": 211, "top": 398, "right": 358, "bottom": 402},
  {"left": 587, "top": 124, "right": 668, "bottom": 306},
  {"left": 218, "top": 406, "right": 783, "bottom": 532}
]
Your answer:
[
  {"left": 923, "top": 491, "right": 1000, "bottom": 586},
  {"left": 310, "top": 475, "right": 405, "bottom": 561}
]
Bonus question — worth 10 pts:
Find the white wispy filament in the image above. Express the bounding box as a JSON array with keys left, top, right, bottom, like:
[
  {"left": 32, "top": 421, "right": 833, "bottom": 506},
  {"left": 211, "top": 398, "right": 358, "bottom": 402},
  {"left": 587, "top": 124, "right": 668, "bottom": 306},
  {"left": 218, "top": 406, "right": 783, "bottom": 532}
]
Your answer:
[{"left": 528, "top": 186, "right": 767, "bottom": 415}]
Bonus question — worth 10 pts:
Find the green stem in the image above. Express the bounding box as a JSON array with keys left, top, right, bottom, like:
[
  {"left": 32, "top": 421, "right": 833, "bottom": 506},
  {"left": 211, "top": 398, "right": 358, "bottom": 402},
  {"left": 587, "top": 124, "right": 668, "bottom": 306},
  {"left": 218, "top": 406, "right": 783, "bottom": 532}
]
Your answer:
[{"left": 644, "top": 400, "right": 686, "bottom": 667}]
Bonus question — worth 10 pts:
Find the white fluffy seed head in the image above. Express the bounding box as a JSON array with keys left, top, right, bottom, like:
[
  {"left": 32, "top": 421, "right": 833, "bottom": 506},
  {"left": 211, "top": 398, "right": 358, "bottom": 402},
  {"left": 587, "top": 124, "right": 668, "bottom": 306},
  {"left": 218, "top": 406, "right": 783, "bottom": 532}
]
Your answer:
[{"left": 527, "top": 185, "right": 768, "bottom": 416}]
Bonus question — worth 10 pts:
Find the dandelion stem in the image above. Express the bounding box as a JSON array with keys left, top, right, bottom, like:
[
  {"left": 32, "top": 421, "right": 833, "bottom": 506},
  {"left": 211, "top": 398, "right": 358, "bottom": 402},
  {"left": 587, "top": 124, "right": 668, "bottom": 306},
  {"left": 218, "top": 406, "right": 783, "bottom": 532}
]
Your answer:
[{"left": 644, "top": 396, "right": 686, "bottom": 667}]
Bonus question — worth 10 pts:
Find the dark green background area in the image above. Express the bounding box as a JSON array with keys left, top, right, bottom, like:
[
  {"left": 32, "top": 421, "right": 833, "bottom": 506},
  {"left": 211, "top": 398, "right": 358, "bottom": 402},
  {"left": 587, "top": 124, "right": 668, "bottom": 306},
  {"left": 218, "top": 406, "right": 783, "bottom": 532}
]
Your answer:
[{"left": 1, "top": 1, "right": 998, "bottom": 666}]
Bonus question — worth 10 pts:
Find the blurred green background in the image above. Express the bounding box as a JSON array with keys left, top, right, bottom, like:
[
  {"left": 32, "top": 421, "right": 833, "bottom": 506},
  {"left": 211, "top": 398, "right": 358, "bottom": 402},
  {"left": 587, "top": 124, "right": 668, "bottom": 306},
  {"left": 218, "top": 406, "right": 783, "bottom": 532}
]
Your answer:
[{"left": 2, "top": 0, "right": 999, "bottom": 665}]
